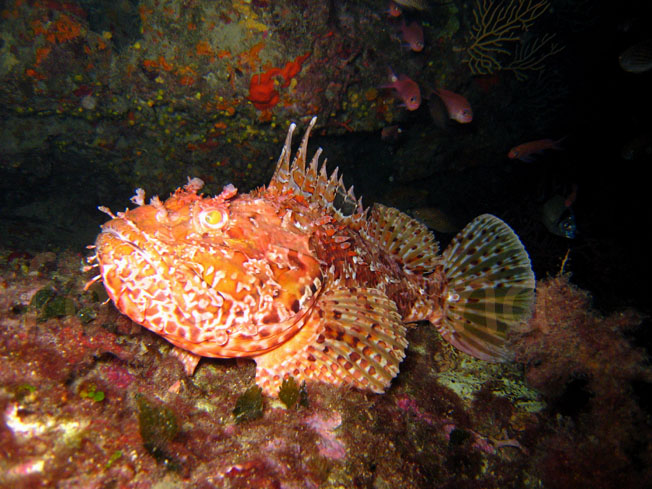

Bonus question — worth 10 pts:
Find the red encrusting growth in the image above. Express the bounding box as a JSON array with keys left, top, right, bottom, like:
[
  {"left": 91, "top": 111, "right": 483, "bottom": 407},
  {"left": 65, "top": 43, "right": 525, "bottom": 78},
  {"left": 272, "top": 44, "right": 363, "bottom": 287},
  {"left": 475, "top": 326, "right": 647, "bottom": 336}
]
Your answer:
[
  {"left": 248, "top": 53, "right": 310, "bottom": 110},
  {"left": 279, "top": 53, "right": 310, "bottom": 88},
  {"left": 248, "top": 67, "right": 281, "bottom": 110}
]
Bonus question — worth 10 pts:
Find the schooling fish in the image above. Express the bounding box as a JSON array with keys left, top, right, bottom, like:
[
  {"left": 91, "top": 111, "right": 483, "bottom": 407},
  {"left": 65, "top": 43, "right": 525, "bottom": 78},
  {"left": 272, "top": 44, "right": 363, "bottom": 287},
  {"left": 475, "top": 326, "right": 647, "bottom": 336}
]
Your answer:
[
  {"left": 621, "top": 131, "right": 652, "bottom": 160},
  {"left": 619, "top": 39, "right": 652, "bottom": 73},
  {"left": 432, "top": 89, "right": 473, "bottom": 124},
  {"left": 542, "top": 186, "right": 577, "bottom": 239},
  {"left": 86, "top": 118, "right": 535, "bottom": 397},
  {"left": 387, "top": 1, "right": 402, "bottom": 17},
  {"left": 508, "top": 138, "right": 563, "bottom": 162},
  {"left": 400, "top": 20, "right": 424, "bottom": 52},
  {"left": 381, "top": 124, "right": 403, "bottom": 141},
  {"left": 384, "top": 69, "right": 421, "bottom": 110},
  {"left": 392, "top": 0, "right": 428, "bottom": 10}
]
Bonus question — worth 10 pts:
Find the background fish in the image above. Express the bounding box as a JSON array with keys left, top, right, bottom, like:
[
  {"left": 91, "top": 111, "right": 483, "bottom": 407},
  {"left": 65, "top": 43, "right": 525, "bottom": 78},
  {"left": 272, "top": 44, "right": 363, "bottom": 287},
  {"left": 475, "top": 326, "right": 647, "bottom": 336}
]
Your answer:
[
  {"left": 542, "top": 195, "right": 576, "bottom": 238},
  {"left": 392, "top": 0, "right": 429, "bottom": 10},
  {"left": 431, "top": 88, "right": 473, "bottom": 124},
  {"left": 400, "top": 20, "right": 424, "bottom": 52},
  {"left": 384, "top": 69, "right": 421, "bottom": 110},
  {"left": 383, "top": 69, "right": 421, "bottom": 110},
  {"left": 381, "top": 124, "right": 403, "bottom": 141},
  {"left": 619, "top": 39, "right": 652, "bottom": 73},
  {"left": 621, "top": 131, "right": 652, "bottom": 160},
  {"left": 508, "top": 138, "right": 563, "bottom": 162},
  {"left": 387, "top": 1, "right": 402, "bottom": 17},
  {"left": 88, "top": 118, "right": 535, "bottom": 397}
]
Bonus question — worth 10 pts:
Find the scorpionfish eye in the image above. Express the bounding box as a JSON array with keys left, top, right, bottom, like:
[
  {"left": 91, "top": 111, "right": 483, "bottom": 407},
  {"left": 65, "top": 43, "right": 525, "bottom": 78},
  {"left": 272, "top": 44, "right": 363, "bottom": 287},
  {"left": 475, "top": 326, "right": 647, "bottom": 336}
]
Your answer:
[{"left": 197, "top": 207, "right": 229, "bottom": 231}]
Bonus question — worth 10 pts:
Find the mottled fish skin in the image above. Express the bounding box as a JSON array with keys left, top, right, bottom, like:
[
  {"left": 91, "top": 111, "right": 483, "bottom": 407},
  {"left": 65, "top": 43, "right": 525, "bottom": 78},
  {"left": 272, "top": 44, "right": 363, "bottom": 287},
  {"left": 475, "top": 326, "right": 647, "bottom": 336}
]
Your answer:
[{"left": 88, "top": 118, "right": 535, "bottom": 397}]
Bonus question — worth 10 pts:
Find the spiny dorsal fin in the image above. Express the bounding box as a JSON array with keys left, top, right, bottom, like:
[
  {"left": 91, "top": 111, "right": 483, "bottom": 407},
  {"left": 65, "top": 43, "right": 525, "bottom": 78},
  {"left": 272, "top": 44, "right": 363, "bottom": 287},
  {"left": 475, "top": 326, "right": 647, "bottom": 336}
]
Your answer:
[
  {"left": 254, "top": 282, "right": 408, "bottom": 397},
  {"left": 436, "top": 214, "right": 536, "bottom": 361},
  {"left": 268, "top": 117, "right": 364, "bottom": 223},
  {"left": 363, "top": 203, "right": 441, "bottom": 274}
]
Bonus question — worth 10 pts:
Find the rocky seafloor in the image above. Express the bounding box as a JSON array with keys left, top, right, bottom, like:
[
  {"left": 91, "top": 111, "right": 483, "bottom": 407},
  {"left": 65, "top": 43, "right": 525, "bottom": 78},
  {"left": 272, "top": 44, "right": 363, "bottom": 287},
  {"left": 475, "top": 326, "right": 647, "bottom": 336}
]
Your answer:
[{"left": 0, "top": 250, "right": 650, "bottom": 488}]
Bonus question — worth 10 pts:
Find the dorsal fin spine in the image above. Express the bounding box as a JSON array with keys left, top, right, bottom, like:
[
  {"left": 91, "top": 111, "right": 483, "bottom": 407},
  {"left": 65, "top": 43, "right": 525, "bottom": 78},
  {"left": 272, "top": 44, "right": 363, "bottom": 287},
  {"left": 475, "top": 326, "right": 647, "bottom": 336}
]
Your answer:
[{"left": 267, "top": 117, "right": 364, "bottom": 223}]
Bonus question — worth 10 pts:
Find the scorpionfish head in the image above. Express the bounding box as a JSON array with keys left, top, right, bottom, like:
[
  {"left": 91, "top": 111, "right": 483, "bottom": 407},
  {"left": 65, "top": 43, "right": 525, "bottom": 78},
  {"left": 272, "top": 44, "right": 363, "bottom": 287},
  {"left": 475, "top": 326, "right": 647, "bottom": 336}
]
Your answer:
[{"left": 94, "top": 181, "right": 323, "bottom": 359}]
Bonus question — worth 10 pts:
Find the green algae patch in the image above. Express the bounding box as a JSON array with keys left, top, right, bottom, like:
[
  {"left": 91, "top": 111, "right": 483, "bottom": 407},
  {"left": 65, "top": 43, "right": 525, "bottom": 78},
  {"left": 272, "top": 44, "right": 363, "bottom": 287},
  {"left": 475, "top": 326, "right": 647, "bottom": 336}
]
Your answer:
[
  {"left": 79, "top": 384, "right": 105, "bottom": 402},
  {"left": 30, "top": 286, "right": 76, "bottom": 321},
  {"left": 43, "top": 295, "right": 76, "bottom": 319},
  {"left": 279, "top": 376, "right": 308, "bottom": 409},
  {"left": 435, "top": 357, "right": 545, "bottom": 413},
  {"left": 233, "top": 385, "right": 263, "bottom": 423},
  {"left": 136, "top": 394, "right": 180, "bottom": 469},
  {"left": 30, "top": 287, "right": 56, "bottom": 309},
  {"left": 16, "top": 383, "right": 36, "bottom": 394},
  {"left": 105, "top": 450, "right": 123, "bottom": 469},
  {"left": 77, "top": 306, "right": 97, "bottom": 324}
]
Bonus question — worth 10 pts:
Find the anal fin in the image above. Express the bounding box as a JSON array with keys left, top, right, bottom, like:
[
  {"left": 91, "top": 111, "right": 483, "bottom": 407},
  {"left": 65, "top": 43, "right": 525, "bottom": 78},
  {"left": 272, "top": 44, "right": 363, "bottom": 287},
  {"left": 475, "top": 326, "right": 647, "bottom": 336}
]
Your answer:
[{"left": 254, "top": 282, "right": 408, "bottom": 397}]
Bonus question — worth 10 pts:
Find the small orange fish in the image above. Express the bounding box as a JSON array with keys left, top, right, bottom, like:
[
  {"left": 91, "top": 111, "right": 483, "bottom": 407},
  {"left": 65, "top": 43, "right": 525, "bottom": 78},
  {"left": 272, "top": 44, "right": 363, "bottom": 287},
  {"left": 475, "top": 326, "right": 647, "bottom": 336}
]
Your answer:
[
  {"left": 387, "top": 1, "right": 402, "bottom": 17},
  {"left": 400, "top": 20, "right": 424, "bottom": 52},
  {"left": 432, "top": 89, "right": 473, "bottom": 124},
  {"left": 381, "top": 124, "right": 402, "bottom": 141},
  {"left": 392, "top": 0, "right": 428, "bottom": 10},
  {"left": 384, "top": 69, "right": 421, "bottom": 110},
  {"left": 508, "top": 138, "right": 563, "bottom": 162}
]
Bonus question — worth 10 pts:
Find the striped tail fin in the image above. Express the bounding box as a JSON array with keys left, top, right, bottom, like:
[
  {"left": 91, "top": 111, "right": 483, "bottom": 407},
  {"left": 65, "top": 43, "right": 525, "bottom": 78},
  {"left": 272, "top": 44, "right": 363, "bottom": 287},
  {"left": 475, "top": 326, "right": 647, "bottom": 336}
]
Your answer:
[{"left": 434, "top": 214, "right": 535, "bottom": 361}]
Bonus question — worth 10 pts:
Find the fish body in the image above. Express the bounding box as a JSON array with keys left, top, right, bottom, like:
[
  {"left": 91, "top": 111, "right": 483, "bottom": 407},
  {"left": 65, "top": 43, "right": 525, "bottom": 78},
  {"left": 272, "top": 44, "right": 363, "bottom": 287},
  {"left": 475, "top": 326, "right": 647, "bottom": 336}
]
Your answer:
[
  {"left": 392, "top": 0, "right": 428, "bottom": 10},
  {"left": 400, "top": 20, "right": 424, "bottom": 52},
  {"left": 508, "top": 138, "right": 562, "bottom": 162},
  {"left": 619, "top": 39, "right": 652, "bottom": 73},
  {"left": 381, "top": 124, "right": 402, "bottom": 141},
  {"left": 89, "top": 118, "right": 535, "bottom": 397},
  {"left": 621, "top": 131, "right": 652, "bottom": 160},
  {"left": 432, "top": 89, "right": 473, "bottom": 123},
  {"left": 387, "top": 1, "right": 402, "bottom": 17},
  {"left": 384, "top": 70, "right": 421, "bottom": 110},
  {"left": 542, "top": 195, "right": 576, "bottom": 239}
]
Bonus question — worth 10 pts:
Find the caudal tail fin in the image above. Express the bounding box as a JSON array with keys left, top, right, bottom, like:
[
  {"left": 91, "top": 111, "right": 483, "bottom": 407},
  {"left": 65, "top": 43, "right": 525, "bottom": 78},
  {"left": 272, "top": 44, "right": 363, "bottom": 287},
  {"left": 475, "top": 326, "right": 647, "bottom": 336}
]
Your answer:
[{"left": 434, "top": 214, "right": 535, "bottom": 361}]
